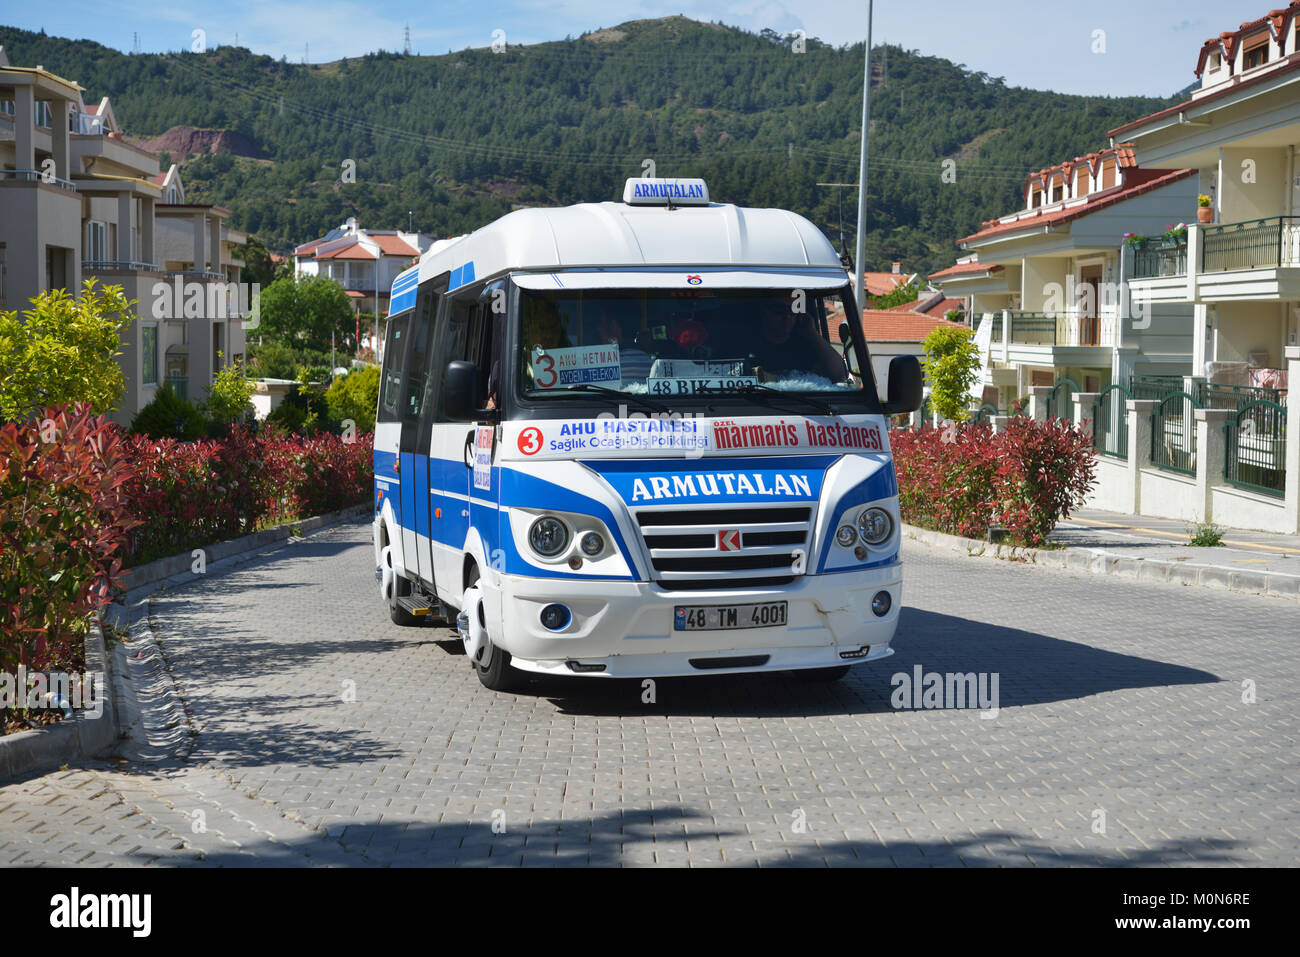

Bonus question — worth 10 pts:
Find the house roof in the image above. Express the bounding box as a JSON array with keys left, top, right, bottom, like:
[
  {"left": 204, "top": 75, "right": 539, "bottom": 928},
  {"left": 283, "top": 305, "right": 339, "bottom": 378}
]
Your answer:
[
  {"left": 315, "top": 239, "right": 377, "bottom": 260},
  {"left": 1191, "top": 2, "right": 1300, "bottom": 77},
  {"left": 370, "top": 235, "right": 420, "bottom": 256},
  {"left": 929, "top": 260, "right": 1004, "bottom": 280},
  {"left": 858, "top": 271, "right": 912, "bottom": 296},
  {"left": 860, "top": 309, "right": 968, "bottom": 343},
  {"left": 959, "top": 168, "right": 1196, "bottom": 245}
]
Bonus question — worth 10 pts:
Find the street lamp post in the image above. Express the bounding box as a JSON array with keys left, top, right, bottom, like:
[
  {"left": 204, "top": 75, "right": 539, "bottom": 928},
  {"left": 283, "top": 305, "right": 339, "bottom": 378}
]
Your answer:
[{"left": 853, "top": 1, "right": 874, "bottom": 316}]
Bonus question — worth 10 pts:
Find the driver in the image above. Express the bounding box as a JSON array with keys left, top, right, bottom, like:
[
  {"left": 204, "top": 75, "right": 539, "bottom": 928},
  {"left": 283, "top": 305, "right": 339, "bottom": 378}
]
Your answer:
[{"left": 749, "top": 298, "right": 847, "bottom": 383}]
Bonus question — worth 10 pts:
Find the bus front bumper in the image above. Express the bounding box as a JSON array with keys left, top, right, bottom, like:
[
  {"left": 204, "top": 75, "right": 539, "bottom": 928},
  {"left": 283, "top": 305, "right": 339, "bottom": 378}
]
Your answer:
[{"left": 495, "top": 561, "right": 902, "bottom": 678}]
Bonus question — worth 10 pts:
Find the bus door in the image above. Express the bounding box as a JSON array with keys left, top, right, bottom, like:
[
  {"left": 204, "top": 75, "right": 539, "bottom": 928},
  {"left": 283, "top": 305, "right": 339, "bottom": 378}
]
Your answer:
[
  {"left": 375, "top": 312, "right": 410, "bottom": 547},
  {"left": 398, "top": 279, "right": 441, "bottom": 589}
]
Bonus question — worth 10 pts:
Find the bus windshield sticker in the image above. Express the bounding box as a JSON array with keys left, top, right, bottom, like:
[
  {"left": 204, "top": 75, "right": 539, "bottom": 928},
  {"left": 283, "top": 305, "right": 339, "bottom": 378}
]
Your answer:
[{"left": 531, "top": 344, "right": 622, "bottom": 390}]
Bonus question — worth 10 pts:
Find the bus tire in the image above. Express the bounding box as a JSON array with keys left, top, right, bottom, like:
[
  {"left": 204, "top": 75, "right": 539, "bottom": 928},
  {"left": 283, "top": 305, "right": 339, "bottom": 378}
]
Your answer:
[
  {"left": 388, "top": 570, "right": 420, "bottom": 628},
  {"left": 464, "top": 565, "right": 520, "bottom": 692},
  {"left": 792, "top": 665, "right": 851, "bottom": 682}
]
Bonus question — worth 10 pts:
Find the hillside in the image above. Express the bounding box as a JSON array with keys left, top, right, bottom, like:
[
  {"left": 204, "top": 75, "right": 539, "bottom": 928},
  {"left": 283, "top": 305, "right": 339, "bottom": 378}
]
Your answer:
[{"left": 0, "top": 17, "right": 1177, "bottom": 274}]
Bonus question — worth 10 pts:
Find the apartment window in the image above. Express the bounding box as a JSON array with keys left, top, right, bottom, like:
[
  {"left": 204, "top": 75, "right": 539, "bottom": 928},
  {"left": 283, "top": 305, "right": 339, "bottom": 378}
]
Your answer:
[
  {"left": 1208, "top": 50, "right": 1222, "bottom": 72},
  {"left": 167, "top": 186, "right": 179, "bottom": 203},
  {"left": 34, "top": 100, "right": 51, "bottom": 128},
  {"left": 141, "top": 323, "right": 158, "bottom": 386},
  {"left": 1243, "top": 35, "right": 1269, "bottom": 70},
  {"left": 86, "top": 221, "right": 108, "bottom": 263},
  {"left": 1076, "top": 168, "right": 1091, "bottom": 196},
  {"left": 1029, "top": 184, "right": 1043, "bottom": 209},
  {"left": 1049, "top": 175, "right": 1064, "bottom": 203},
  {"left": 0, "top": 99, "right": 12, "bottom": 115}
]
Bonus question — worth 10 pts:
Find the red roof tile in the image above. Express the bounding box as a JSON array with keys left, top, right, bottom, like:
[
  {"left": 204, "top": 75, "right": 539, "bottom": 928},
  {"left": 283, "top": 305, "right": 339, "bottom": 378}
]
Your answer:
[
  {"left": 860, "top": 310, "right": 968, "bottom": 343},
  {"left": 371, "top": 235, "right": 420, "bottom": 256}
]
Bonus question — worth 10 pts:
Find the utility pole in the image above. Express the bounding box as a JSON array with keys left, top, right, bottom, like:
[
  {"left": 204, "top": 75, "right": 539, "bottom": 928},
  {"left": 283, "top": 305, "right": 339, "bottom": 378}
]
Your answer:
[{"left": 852, "top": 1, "right": 874, "bottom": 315}]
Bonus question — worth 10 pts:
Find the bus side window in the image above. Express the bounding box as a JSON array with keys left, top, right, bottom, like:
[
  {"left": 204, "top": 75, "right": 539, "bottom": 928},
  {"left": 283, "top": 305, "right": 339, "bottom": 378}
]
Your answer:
[{"left": 378, "top": 314, "right": 409, "bottom": 424}]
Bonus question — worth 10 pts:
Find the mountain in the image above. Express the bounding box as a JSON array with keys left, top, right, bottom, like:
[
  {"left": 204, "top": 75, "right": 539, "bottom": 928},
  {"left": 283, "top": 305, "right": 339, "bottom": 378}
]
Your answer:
[{"left": 0, "top": 17, "right": 1178, "bottom": 275}]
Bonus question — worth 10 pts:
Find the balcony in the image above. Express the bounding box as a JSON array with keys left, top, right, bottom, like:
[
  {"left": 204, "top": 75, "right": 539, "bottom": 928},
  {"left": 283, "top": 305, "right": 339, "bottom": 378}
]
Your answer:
[
  {"left": 0, "top": 168, "right": 77, "bottom": 192},
  {"left": 83, "top": 259, "right": 163, "bottom": 273},
  {"left": 1007, "top": 311, "right": 1116, "bottom": 348},
  {"left": 1130, "top": 238, "right": 1187, "bottom": 280},
  {"left": 1201, "top": 216, "right": 1300, "bottom": 272}
]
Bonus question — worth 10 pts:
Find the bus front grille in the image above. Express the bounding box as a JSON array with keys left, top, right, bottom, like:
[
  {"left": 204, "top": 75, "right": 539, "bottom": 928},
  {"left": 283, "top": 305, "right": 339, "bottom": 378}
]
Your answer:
[{"left": 635, "top": 505, "right": 814, "bottom": 590}]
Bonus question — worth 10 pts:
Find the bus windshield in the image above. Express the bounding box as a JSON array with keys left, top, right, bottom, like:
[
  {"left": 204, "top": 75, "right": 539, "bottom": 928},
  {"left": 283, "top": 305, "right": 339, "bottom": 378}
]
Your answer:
[{"left": 515, "top": 286, "right": 869, "bottom": 401}]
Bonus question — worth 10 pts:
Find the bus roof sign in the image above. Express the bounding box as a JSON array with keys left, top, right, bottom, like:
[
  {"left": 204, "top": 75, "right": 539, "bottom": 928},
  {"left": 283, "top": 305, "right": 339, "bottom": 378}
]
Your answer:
[{"left": 622, "top": 177, "right": 710, "bottom": 206}]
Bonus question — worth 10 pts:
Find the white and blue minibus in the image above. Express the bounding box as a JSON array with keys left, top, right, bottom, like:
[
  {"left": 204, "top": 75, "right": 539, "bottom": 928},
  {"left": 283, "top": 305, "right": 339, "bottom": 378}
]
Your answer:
[{"left": 373, "top": 178, "right": 922, "bottom": 690}]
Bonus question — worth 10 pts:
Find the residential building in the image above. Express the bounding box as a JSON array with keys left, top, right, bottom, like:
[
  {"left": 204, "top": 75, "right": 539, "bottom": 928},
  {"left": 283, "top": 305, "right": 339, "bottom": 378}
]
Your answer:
[
  {"left": 1101, "top": 0, "right": 1300, "bottom": 533},
  {"left": 1113, "top": 1, "right": 1299, "bottom": 384},
  {"left": 0, "top": 46, "right": 247, "bottom": 421},
  {"left": 294, "top": 219, "right": 431, "bottom": 317},
  {"left": 932, "top": 145, "right": 1199, "bottom": 413}
]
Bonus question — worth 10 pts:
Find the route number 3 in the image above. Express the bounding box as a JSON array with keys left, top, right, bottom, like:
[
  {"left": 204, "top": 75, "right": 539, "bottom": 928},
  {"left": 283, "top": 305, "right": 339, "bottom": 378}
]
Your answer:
[
  {"left": 534, "top": 353, "right": 557, "bottom": 388},
  {"left": 518, "top": 426, "right": 543, "bottom": 455}
]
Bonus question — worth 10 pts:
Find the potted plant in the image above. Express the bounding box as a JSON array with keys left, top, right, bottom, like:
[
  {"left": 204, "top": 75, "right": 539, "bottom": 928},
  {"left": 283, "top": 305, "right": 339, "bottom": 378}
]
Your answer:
[{"left": 1197, "top": 194, "right": 1214, "bottom": 223}]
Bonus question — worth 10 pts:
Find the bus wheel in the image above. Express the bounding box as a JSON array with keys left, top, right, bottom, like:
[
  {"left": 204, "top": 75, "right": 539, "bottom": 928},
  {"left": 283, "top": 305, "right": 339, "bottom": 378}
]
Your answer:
[
  {"left": 462, "top": 568, "right": 519, "bottom": 692},
  {"left": 792, "top": 665, "right": 852, "bottom": 682}
]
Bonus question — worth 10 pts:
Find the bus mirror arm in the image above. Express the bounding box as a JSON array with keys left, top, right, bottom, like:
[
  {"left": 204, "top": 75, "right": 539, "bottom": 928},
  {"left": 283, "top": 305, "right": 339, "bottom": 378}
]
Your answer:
[{"left": 880, "top": 355, "right": 923, "bottom": 415}]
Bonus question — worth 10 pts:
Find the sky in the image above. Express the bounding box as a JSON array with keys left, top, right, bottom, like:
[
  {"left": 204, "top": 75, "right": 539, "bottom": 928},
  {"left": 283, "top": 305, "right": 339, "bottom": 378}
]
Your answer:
[{"left": 0, "top": 0, "right": 1274, "bottom": 97}]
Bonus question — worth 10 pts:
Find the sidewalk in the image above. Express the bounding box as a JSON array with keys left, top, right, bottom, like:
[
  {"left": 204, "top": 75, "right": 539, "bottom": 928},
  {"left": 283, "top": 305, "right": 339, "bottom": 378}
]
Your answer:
[{"left": 1050, "top": 507, "right": 1300, "bottom": 592}]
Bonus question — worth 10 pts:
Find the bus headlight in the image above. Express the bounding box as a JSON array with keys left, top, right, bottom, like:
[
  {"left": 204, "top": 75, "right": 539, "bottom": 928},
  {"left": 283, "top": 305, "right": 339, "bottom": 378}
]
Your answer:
[
  {"left": 835, "top": 525, "right": 858, "bottom": 547},
  {"left": 857, "top": 507, "right": 893, "bottom": 546},
  {"left": 528, "top": 516, "right": 570, "bottom": 557}
]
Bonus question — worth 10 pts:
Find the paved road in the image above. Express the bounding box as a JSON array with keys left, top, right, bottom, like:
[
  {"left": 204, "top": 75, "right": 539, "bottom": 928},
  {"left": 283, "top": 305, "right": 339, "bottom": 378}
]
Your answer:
[{"left": 2, "top": 520, "right": 1296, "bottom": 866}]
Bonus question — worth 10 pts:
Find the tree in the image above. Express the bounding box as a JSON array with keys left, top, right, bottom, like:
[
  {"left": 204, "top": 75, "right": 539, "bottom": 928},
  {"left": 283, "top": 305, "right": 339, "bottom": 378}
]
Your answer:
[
  {"left": 204, "top": 352, "right": 256, "bottom": 425},
  {"left": 257, "top": 275, "right": 353, "bottom": 354},
  {"left": 873, "top": 279, "right": 919, "bottom": 310},
  {"left": 0, "top": 280, "right": 135, "bottom": 422},
  {"left": 920, "top": 325, "right": 980, "bottom": 422}
]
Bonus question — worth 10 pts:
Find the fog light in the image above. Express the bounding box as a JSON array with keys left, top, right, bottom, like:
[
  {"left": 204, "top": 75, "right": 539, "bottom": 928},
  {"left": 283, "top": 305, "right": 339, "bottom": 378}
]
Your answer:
[
  {"left": 871, "top": 591, "right": 891, "bottom": 617},
  {"left": 540, "top": 603, "right": 571, "bottom": 631},
  {"left": 568, "top": 555, "right": 583, "bottom": 570},
  {"left": 580, "top": 531, "right": 604, "bottom": 556},
  {"left": 835, "top": 525, "right": 857, "bottom": 547}
]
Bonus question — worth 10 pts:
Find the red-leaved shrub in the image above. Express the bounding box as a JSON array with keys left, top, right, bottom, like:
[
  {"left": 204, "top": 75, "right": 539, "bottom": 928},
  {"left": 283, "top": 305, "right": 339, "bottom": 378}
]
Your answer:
[
  {"left": 0, "top": 406, "right": 139, "bottom": 671},
  {"left": 890, "top": 416, "right": 1096, "bottom": 546}
]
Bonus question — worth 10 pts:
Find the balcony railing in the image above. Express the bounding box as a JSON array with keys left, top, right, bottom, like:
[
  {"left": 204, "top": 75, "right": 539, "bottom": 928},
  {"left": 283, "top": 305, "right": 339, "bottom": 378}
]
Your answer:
[
  {"left": 1007, "top": 311, "right": 1116, "bottom": 347},
  {"left": 1201, "top": 216, "right": 1300, "bottom": 272},
  {"left": 1130, "top": 238, "right": 1187, "bottom": 279},
  {"left": 0, "top": 169, "right": 77, "bottom": 192},
  {"left": 83, "top": 259, "right": 163, "bottom": 273}
]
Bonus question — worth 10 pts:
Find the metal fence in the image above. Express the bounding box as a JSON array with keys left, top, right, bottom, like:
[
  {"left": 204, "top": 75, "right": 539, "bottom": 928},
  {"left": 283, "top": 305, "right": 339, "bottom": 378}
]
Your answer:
[
  {"left": 1129, "top": 374, "right": 1185, "bottom": 403},
  {"left": 1202, "top": 216, "right": 1300, "bottom": 271},
  {"left": 1199, "top": 382, "right": 1287, "bottom": 412},
  {"left": 1130, "top": 239, "right": 1188, "bottom": 279},
  {"left": 1007, "top": 312, "right": 1056, "bottom": 345},
  {"left": 1150, "top": 391, "right": 1202, "bottom": 475},
  {"left": 1225, "top": 400, "right": 1287, "bottom": 498},
  {"left": 1092, "top": 385, "right": 1131, "bottom": 459},
  {"left": 1046, "top": 378, "right": 1080, "bottom": 421}
]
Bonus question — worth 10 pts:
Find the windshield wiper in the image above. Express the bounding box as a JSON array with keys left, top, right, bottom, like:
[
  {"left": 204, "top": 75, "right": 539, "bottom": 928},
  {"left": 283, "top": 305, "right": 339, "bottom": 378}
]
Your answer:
[
  {"left": 696, "top": 382, "right": 837, "bottom": 417},
  {"left": 560, "top": 384, "right": 672, "bottom": 413}
]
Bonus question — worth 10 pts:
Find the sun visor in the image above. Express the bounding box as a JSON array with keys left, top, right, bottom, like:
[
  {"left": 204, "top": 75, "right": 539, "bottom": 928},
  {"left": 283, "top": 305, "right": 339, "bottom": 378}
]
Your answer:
[{"left": 510, "top": 269, "right": 851, "bottom": 291}]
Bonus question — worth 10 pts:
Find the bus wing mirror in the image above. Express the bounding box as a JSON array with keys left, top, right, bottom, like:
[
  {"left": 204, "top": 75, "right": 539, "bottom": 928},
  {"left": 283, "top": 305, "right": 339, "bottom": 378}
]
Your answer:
[
  {"left": 881, "top": 355, "right": 923, "bottom": 415},
  {"left": 443, "top": 360, "right": 481, "bottom": 421}
]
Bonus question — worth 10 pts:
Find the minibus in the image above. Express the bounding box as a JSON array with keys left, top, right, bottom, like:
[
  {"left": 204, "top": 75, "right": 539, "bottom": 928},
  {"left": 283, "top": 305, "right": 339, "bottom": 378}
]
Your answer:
[{"left": 373, "top": 178, "right": 922, "bottom": 690}]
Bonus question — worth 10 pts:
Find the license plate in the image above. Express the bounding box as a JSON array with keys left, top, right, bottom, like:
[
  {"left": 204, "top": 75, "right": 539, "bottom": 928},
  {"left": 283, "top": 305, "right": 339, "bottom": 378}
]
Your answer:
[{"left": 674, "top": 601, "right": 787, "bottom": 631}]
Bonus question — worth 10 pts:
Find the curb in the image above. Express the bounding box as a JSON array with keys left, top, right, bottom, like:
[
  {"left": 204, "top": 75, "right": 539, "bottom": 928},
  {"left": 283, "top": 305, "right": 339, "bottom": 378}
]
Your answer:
[
  {"left": 118, "top": 503, "right": 370, "bottom": 595},
  {"left": 901, "top": 523, "right": 1300, "bottom": 600},
  {"left": 0, "top": 620, "right": 121, "bottom": 781}
]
